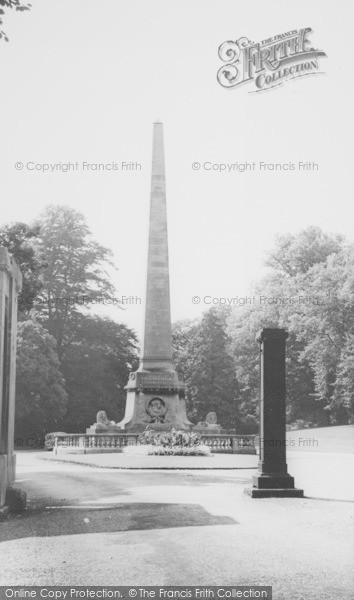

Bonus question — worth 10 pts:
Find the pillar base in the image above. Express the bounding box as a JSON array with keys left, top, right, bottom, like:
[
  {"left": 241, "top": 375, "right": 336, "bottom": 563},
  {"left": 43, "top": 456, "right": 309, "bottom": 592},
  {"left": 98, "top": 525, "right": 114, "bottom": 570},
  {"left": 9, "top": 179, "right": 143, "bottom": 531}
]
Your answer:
[
  {"left": 245, "top": 487, "right": 304, "bottom": 498},
  {"left": 0, "top": 505, "right": 9, "bottom": 521},
  {"left": 247, "top": 473, "right": 304, "bottom": 498},
  {"left": 252, "top": 473, "right": 296, "bottom": 489},
  {"left": 5, "top": 487, "right": 27, "bottom": 513}
]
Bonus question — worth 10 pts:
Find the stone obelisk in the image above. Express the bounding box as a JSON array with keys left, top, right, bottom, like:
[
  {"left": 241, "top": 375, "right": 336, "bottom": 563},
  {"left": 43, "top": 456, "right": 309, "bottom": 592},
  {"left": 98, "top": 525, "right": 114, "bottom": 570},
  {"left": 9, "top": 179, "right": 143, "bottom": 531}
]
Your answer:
[
  {"left": 119, "top": 121, "right": 192, "bottom": 431},
  {"left": 141, "top": 120, "right": 173, "bottom": 372}
]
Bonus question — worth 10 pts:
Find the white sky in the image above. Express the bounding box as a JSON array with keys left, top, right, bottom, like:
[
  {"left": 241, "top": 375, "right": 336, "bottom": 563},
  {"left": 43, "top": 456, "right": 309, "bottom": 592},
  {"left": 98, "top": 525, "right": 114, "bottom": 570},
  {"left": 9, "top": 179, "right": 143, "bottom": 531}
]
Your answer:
[{"left": 1, "top": 0, "right": 353, "bottom": 343}]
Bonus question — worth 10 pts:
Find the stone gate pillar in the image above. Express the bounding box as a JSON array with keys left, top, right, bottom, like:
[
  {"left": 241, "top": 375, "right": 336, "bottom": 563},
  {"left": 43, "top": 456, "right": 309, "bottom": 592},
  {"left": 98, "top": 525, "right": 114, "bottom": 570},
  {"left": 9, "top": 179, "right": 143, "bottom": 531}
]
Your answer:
[
  {"left": 0, "top": 247, "right": 26, "bottom": 519},
  {"left": 249, "top": 328, "right": 304, "bottom": 498}
]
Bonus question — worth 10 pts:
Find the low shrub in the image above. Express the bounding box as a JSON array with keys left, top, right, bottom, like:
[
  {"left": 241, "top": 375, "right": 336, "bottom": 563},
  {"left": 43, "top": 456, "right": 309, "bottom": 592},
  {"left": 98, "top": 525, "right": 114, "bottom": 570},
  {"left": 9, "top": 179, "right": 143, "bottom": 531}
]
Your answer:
[
  {"left": 148, "top": 444, "right": 210, "bottom": 456},
  {"left": 122, "top": 428, "right": 211, "bottom": 456}
]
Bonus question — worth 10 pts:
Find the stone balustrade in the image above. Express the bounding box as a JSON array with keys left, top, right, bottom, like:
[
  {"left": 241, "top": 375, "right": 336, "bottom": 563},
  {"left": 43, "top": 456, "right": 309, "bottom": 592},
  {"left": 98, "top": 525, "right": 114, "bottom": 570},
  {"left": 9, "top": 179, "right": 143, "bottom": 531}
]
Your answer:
[
  {"left": 53, "top": 433, "right": 256, "bottom": 455},
  {"left": 201, "top": 434, "right": 257, "bottom": 454}
]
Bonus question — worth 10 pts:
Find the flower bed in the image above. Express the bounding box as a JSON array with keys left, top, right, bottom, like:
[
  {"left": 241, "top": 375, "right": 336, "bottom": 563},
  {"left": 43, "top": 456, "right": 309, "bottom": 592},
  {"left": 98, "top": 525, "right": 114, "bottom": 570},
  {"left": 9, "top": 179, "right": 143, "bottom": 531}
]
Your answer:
[
  {"left": 123, "top": 428, "right": 211, "bottom": 456},
  {"left": 123, "top": 444, "right": 211, "bottom": 456}
]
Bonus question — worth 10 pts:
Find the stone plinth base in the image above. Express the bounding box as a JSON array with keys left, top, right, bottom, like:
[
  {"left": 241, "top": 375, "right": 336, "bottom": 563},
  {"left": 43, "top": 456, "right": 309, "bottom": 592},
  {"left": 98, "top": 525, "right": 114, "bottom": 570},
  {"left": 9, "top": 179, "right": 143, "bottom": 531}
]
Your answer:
[
  {"left": 5, "top": 487, "right": 27, "bottom": 512},
  {"left": 245, "top": 487, "right": 304, "bottom": 498},
  {"left": 246, "top": 472, "right": 304, "bottom": 498},
  {"left": 56, "top": 447, "right": 125, "bottom": 455},
  {"left": 54, "top": 433, "right": 257, "bottom": 455},
  {"left": 0, "top": 505, "right": 9, "bottom": 521},
  {"left": 252, "top": 474, "right": 296, "bottom": 489},
  {"left": 0, "top": 487, "right": 27, "bottom": 520},
  {"left": 46, "top": 452, "right": 258, "bottom": 469}
]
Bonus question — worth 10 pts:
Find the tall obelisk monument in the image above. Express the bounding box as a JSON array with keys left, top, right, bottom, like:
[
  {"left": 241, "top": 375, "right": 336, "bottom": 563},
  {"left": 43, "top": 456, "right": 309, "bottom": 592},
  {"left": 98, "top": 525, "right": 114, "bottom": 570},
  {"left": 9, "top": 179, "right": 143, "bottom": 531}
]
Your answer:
[
  {"left": 119, "top": 122, "right": 192, "bottom": 431},
  {"left": 141, "top": 120, "right": 173, "bottom": 372}
]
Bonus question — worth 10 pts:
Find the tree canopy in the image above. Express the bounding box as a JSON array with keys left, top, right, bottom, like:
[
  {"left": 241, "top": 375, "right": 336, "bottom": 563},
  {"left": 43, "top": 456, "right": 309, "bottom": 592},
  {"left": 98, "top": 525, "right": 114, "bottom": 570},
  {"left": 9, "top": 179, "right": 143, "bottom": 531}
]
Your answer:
[
  {"left": 173, "top": 227, "right": 354, "bottom": 430},
  {"left": 15, "top": 318, "right": 67, "bottom": 441},
  {"left": 32, "top": 205, "right": 117, "bottom": 358},
  {"left": 0, "top": 0, "right": 31, "bottom": 42},
  {"left": 0, "top": 205, "right": 138, "bottom": 440},
  {"left": 1, "top": 213, "right": 353, "bottom": 438},
  {"left": 227, "top": 227, "right": 354, "bottom": 427},
  {"left": 173, "top": 309, "right": 239, "bottom": 429}
]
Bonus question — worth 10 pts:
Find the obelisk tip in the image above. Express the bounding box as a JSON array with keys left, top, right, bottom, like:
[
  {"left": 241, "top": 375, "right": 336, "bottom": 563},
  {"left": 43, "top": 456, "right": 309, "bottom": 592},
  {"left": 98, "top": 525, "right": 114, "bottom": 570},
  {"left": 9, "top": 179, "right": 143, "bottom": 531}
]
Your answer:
[{"left": 154, "top": 119, "right": 163, "bottom": 124}]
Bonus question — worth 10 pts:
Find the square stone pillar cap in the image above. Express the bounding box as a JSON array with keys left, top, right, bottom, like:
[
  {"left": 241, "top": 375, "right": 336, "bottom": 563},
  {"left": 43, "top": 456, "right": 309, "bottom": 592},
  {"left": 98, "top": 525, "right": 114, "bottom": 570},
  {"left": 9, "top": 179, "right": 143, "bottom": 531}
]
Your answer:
[{"left": 256, "top": 328, "right": 288, "bottom": 343}]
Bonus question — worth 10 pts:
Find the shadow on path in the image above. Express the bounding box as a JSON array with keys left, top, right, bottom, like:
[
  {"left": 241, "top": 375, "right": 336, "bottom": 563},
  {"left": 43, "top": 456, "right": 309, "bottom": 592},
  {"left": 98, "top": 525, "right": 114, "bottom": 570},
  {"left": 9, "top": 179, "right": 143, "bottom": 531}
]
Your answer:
[
  {"left": 304, "top": 495, "right": 354, "bottom": 503},
  {"left": 0, "top": 502, "right": 238, "bottom": 543}
]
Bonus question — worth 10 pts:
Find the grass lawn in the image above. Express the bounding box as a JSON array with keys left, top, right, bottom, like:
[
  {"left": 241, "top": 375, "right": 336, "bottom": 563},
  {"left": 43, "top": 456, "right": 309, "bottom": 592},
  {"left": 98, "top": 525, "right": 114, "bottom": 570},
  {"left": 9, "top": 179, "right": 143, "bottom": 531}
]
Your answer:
[{"left": 286, "top": 424, "right": 354, "bottom": 453}]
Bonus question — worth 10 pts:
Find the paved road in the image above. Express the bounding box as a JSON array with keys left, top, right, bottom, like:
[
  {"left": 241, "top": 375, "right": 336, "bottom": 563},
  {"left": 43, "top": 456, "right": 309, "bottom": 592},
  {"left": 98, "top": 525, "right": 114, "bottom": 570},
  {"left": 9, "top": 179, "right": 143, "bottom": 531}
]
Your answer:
[
  {"left": 46, "top": 444, "right": 354, "bottom": 501},
  {"left": 0, "top": 452, "right": 353, "bottom": 599}
]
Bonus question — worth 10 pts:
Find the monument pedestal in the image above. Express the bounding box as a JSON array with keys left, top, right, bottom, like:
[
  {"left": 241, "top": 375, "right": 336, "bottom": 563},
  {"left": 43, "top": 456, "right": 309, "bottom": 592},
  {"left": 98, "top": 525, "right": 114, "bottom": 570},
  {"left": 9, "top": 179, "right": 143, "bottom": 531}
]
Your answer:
[{"left": 119, "top": 369, "right": 193, "bottom": 432}]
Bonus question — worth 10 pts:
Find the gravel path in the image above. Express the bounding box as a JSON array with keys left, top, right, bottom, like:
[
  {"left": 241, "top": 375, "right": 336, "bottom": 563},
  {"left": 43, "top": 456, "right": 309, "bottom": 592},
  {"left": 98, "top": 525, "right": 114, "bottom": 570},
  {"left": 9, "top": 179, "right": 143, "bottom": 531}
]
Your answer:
[{"left": 0, "top": 452, "right": 353, "bottom": 599}]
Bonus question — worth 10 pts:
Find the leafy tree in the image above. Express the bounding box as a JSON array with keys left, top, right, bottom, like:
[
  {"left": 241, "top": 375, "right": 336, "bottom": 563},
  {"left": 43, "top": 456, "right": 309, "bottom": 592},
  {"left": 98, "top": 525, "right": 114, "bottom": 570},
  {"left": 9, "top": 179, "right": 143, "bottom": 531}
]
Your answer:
[
  {"left": 332, "top": 335, "right": 354, "bottom": 422},
  {"left": 61, "top": 315, "right": 138, "bottom": 432},
  {"left": 33, "top": 205, "right": 117, "bottom": 359},
  {"left": 286, "top": 246, "right": 354, "bottom": 423},
  {"left": 266, "top": 226, "right": 344, "bottom": 277},
  {"left": 284, "top": 334, "right": 319, "bottom": 425},
  {"left": 226, "top": 306, "right": 261, "bottom": 433},
  {"left": 0, "top": 222, "right": 42, "bottom": 317},
  {"left": 15, "top": 317, "right": 67, "bottom": 440},
  {"left": 172, "top": 318, "right": 199, "bottom": 377},
  {"left": 173, "top": 309, "right": 239, "bottom": 429},
  {"left": 0, "top": 0, "right": 31, "bottom": 42},
  {"left": 1, "top": 206, "right": 139, "bottom": 436},
  {"left": 227, "top": 279, "right": 323, "bottom": 429},
  {"left": 227, "top": 228, "right": 353, "bottom": 427}
]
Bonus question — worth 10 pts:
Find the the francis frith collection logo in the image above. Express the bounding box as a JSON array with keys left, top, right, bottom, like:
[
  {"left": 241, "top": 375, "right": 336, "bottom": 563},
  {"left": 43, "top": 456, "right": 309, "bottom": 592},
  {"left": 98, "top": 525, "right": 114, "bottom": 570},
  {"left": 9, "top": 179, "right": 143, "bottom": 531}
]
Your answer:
[{"left": 217, "top": 27, "right": 326, "bottom": 92}]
